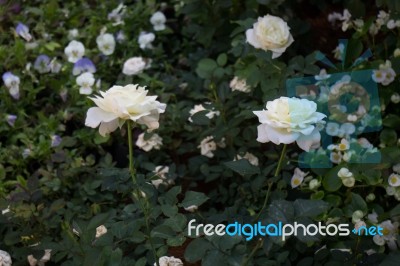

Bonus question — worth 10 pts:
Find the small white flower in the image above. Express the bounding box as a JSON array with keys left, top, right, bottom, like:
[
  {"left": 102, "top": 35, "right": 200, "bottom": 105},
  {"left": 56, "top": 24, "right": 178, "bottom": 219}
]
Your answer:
[
  {"left": 2, "top": 72, "right": 20, "bottom": 99},
  {"left": 337, "top": 138, "right": 350, "bottom": 151},
  {"left": 386, "top": 186, "right": 396, "bottom": 196},
  {"left": 325, "top": 122, "right": 340, "bottom": 136},
  {"left": 391, "top": 93, "right": 400, "bottom": 104},
  {"left": 136, "top": 132, "right": 163, "bottom": 152},
  {"left": 122, "top": 57, "right": 149, "bottom": 76},
  {"left": 368, "top": 211, "right": 379, "bottom": 223},
  {"left": 333, "top": 43, "right": 345, "bottom": 60},
  {"left": 0, "top": 250, "right": 12, "bottom": 266},
  {"left": 138, "top": 32, "right": 155, "bottom": 50},
  {"left": 16, "top": 22, "right": 32, "bottom": 41},
  {"left": 394, "top": 48, "right": 400, "bottom": 57},
  {"left": 27, "top": 249, "right": 51, "bottom": 266},
  {"left": 155, "top": 256, "right": 183, "bottom": 266},
  {"left": 329, "top": 151, "right": 342, "bottom": 164},
  {"left": 184, "top": 205, "right": 198, "bottom": 212},
  {"left": 373, "top": 235, "right": 385, "bottom": 246},
  {"left": 229, "top": 76, "right": 251, "bottom": 93},
  {"left": 338, "top": 167, "right": 353, "bottom": 179},
  {"left": 315, "top": 69, "right": 331, "bottom": 81},
  {"left": 96, "top": 33, "right": 116, "bottom": 55},
  {"left": 387, "top": 19, "right": 397, "bottom": 29},
  {"left": 188, "top": 104, "right": 220, "bottom": 122},
  {"left": 22, "top": 148, "right": 31, "bottom": 158},
  {"left": 68, "top": 29, "right": 79, "bottom": 40},
  {"left": 309, "top": 179, "right": 320, "bottom": 190},
  {"left": 198, "top": 136, "right": 217, "bottom": 158},
  {"left": 352, "top": 210, "right": 364, "bottom": 223},
  {"left": 342, "top": 176, "right": 355, "bottom": 187},
  {"left": 152, "top": 166, "right": 173, "bottom": 188},
  {"left": 95, "top": 225, "right": 107, "bottom": 238},
  {"left": 150, "top": 11, "right": 167, "bottom": 31},
  {"left": 388, "top": 173, "right": 400, "bottom": 187},
  {"left": 393, "top": 163, "right": 400, "bottom": 174},
  {"left": 76, "top": 72, "right": 95, "bottom": 95},
  {"left": 291, "top": 168, "right": 307, "bottom": 188},
  {"left": 108, "top": 3, "right": 126, "bottom": 25},
  {"left": 366, "top": 193, "right": 376, "bottom": 202},
  {"left": 49, "top": 58, "right": 62, "bottom": 73},
  {"left": 64, "top": 40, "right": 85, "bottom": 63},
  {"left": 235, "top": 152, "right": 259, "bottom": 166},
  {"left": 338, "top": 123, "right": 356, "bottom": 138},
  {"left": 372, "top": 60, "right": 396, "bottom": 86}
]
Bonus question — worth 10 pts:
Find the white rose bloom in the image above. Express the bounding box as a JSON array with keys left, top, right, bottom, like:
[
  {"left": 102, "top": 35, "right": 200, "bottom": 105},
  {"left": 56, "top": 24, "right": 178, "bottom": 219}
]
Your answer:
[
  {"left": 122, "top": 57, "right": 148, "bottom": 76},
  {"left": 76, "top": 72, "right": 95, "bottom": 95},
  {"left": 229, "top": 76, "right": 251, "bottom": 93},
  {"left": 85, "top": 84, "right": 166, "bottom": 136},
  {"left": 291, "top": 168, "right": 308, "bottom": 188},
  {"left": 136, "top": 132, "right": 163, "bottom": 151},
  {"left": 68, "top": 28, "right": 79, "bottom": 40},
  {"left": 64, "top": 40, "right": 85, "bottom": 63},
  {"left": 198, "top": 136, "right": 217, "bottom": 158},
  {"left": 155, "top": 256, "right": 183, "bottom": 266},
  {"left": 138, "top": 32, "right": 155, "bottom": 50},
  {"left": 388, "top": 173, "right": 400, "bottom": 187},
  {"left": 0, "top": 250, "right": 12, "bottom": 266},
  {"left": 253, "top": 97, "right": 326, "bottom": 151},
  {"left": 184, "top": 205, "right": 198, "bottom": 212},
  {"left": 150, "top": 11, "right": 167, "bottom": 31},
  {"left": 235, "top": 152, "right": 259, "bottom": 166},
  {"left": 96, "top": 33, "right": 116, "bottom": 55},
  {"left": 95, "top": 225, "right": 107, "bottom": 238},
  {"left": 246, "top": 14, "right": 294, "bottom": 58},
  {"left": 152, "top": 166, "right": 173, "bottom": 188}
]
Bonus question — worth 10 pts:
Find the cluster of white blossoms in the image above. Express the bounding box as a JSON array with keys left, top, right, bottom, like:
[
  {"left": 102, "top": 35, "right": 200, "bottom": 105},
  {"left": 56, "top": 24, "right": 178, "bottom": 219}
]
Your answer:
[
  {"left": 122, "top": 57, "right": 151, "bottom": 76},
  {"left": 136, "top": 132, "right": 163, "bottom": 151},
  {"left": 152, "top": 166, "right": 174, "bottom": 188},
  {"left": 229, "top": 76, "right": 251, "bottom": 93},
  {"left": 198, "top": 136, "right": 226, "bottom": 158},
  {"left": 246, "top": 14, "right": 294, "bottom": 58},
  {"left": 85, "top": 84, "right": 166, "bottom": 136},
  {"left": 253, "top": 97, "right": 326, "bottom": 151},
  {"left": 372, "top": 60, "right": 396, "bottom": 86},
  {"left": 188, "top": 103, "right": 220, "bottom": 122},
  {"left": 337, "top": 167, "right": 355, "bottom": 187},
  {"left": 384, "top": 164, "right": 400, "bottom": 201}
]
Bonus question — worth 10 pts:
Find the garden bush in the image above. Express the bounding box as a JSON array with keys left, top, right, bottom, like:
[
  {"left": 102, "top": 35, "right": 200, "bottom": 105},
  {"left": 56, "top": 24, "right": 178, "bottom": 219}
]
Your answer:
[{"left": 1, "top": 0, "right": 400, "bottom": 265}]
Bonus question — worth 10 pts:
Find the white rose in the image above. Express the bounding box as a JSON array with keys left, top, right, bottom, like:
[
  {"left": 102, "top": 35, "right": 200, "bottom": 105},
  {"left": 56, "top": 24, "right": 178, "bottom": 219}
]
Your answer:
[
  {"left": 95, "top": 225, "right": 107, "bottom": 238},
  {"left": 96, "top": 33, "right": 116, "bottom": 55},
  {"left": 184, "top": 205, "right": 198, "bottom": 212},
  {"left": 85, "top": 84, "right": 166, "bottom": 136},
  {"left": 136, "top": 132, "right": 163, "bottom": 151},
  {"left": 229, "top": 76, "right": 251, "bottom": 93},
  {"left": 253, "top": 97, "right": 326, "bottom": 151},
  {"left": 138, "top": 32, "right": 155, "bottom": 50},
  {"left": 246, "top": 14, "right": 294, "bottom": 58},
  {"left": 64, "top": 40, "right": 85, "bottom": 63},
  {"left": 122, "top": 57, "right": 149, "bottom": 76},
  {"left": 150, "top": 11, "right": 167, "bottom": 31},
  {"left": 0, "top": 250, "right": 12, "bottom": 266},
  {"left": 76, "top": 72, "right": 95, "bottom": 95},
  {"left": 198, "top": 136, "right": 217, "bottom": 158},
  {"left": 155, "top": 256, "right": 183, "bottom": 266}
]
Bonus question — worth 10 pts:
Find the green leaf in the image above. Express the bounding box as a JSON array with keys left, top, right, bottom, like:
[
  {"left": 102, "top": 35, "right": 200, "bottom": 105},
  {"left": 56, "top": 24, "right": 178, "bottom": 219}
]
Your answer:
[
  {"left": 196, "top": 58, "right": 218, "bottom": 79},
  {"left": 380, "top": 129, "right": 397, "bottom": 146},
  {"left": 224, "top": 159, "right": 260, "bottom": 177},
  {"left": 267, "top": 200, "right": 294, "bottom": 223},
  {"left": 217, "top": 53, "right": 227, "bottom": 66},
  {"left": 190, "top": 110, "right": 211, "bottom": 125},
  {"left": 181, "top": 191, "right": 209, "bottom": 208},
  {"left": 383, "top": 114, "right": 400, "bottom": 130},
  {"left": 380, "top": 252, "right": 400, "bottom": 266},
  {"left": 294, "top": 199, "right": 330, "bottom": 218},
  {"left": 184, "top": 238, "right": 212, "bottom": 262},
  {"left": 87, "top": 211, "right": 114, "bottom": 230},
  {"left": 322, "top": 166, "right": 342, "bottom": 192}
]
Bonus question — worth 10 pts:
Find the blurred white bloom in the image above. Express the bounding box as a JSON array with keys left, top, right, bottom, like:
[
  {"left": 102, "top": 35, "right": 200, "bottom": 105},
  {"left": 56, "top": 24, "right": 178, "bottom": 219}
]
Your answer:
[
  {"left": 366, "top": 193, "right": 376, "bottom": 202},
  {"left": 59, "top": 89, "right": 68, "bottom": 102},
  {"left": 246, "top": 14, "right": 294, "bottom": 58},
  {"left": 369, "top": 23, "right": 379, "bottom": 35},
  {"left": 309, "top": 179, "right": 321, "bottom": 190},
  {"left": 22, "top": 148, "right": 31, "bottom": 158},
  {"left": 49, "top": 58, "right": 62, "bottom": 73},
  {"left": 76, "top": 72, "right": 95, "bottom": 95},
  {"left": 329, "top": 151, "right": 342, "bottom": 164},
  {"left": 368, "top": 211, "right": 378, "bottom": 224},
  {"left": 338, "top": 123, "right": 356, "bottom": 138},
  {"left": 2, "top": 72, "right": 20, "bottom": 99},
  {"left": 27, "top": 249, "right": 51, "bottom": 266},
  {"left": 96, "top": 33, "right": 116, "bottom": 55},
  {"left": 116, "top": 31, "right": 126, "bottom": 43},
  {"left": 373, "top": 220, "right": 399, "bottom": 250},
  {"left": 155, "top": 256, "right": 183, "bottom": 266},
  {"left": 152, "top": 166, "right": 173, "bottom": 188},
  {"left": 354, "top": 221, "right": 367, "bottom": 234},
  {"left": 108, "top": 3, "right": 126, "bottom": 25},
  {"left": 353, "top": 19, "right": 364, "bottom": 30},
  {"left": 136, "top": 132, "right": 162, "bottom": 151},
  {"left": 34, "top": 55, "right": 51, "bottom": 74},
  {"left": 338, "top": 167, "right": 353, "bottom": 178},
  {"left": 394, "top": 48, "right": 400, "bottom": 57},
  {"left": 229, "top": 76, "right": 251, "bottom": 93},
  {"left": 235, "top": 152, "right": 259, "bottom": 166},
  {"left": 315, "top": 69, "right": 331, "bottom": 81},
  {"left": 0, "top": 250, "right": 12, "bottom": 266},
  {"left": 68, "top": 28, "right": 79, "bottom": 40},
  {"left": 291, "top": 168, "right": 307, "bottom": 188},
  {"left": 342, "top": 176, "right": 355, "bottom": 187},
  {"left": 333, "top": 43, "right": 345, "bottom": 60},
  {"left": 253, "top": 97, "right": 326, "bottom": 151},
  {"left": 138, "top": 32, "right": 155, "bottom": 50},
  {"left": 376, "top": 10, "right": 390, "bottom": 27},
  {"left": 327, "top": 12, "right": 342, "bottom": 24},
  {"left": 150, "top": 11, "right": 167, "bottom": 31},
  {"left": 325, "top": 122, "right": 339, "bottom": 136},
  {"left": 188, "top": 104, "right": 220, "bottom": 122},
  {"left": 95, "top": 225, "right": 107, "bottom": 238},
  {"left": 391, "top": 93, "right": 400, "bottom": 104},
  {"left": 6, "top": 114, "right": 17, "bottom": 127},
  {"left": 198, "top": 136, "right": 217, "bottom": 158},
  {"left": 16, "top": 22, "right": 32, "bottom": 41},
  {"left": 337, "top": 138, "right": 349, "bottom": 151},
  {"left": 393, "top": 163, "right": 400, "bottom": 173},
  {"left": 388, "top": 173, "right": 400, "bottom": 187},
  {"left": 64, "top": 40, "right": 85, "bottom": 63},
  {"left": 386, "top": 186, "right": 396, "bottom": 196},
  {"left": 352, "top": 210, "right": 364, "bottom": 223},
  {"left": 372, "top": 60, "right": 396, "bottom": 86},
  {"left": 122, "top": 57, "right": 148, "bottom": 76},
  {"left": 184, "top": 205, "right": 198, "bottom": 212}
]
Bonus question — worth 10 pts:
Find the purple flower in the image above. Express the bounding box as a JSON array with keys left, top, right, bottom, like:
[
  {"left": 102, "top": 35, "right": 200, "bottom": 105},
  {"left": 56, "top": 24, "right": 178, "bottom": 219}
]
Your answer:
[
  {"left": 34, "top": 55, "right": 51, "bottom": 74},
  {"left": 73, "top": 57, "right": 96, "bottom": 76},
  {"left": 6, "top": 114, "right": 17, "bottom": 127},
  {"left": 16, "top": 22, "right": 32, "bottom": 41},
  {"left": 51, "top": 135, "right": 62, "bottom": 147}
]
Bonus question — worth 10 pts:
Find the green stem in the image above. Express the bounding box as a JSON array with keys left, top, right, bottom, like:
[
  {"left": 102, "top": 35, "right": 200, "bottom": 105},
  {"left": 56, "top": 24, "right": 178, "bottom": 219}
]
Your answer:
[
  {"left": 126, "top": 121, "right": 159, "bottom": 266},
  {"left": 245, "top": 144, "right": 287, "bottom": 266}
]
